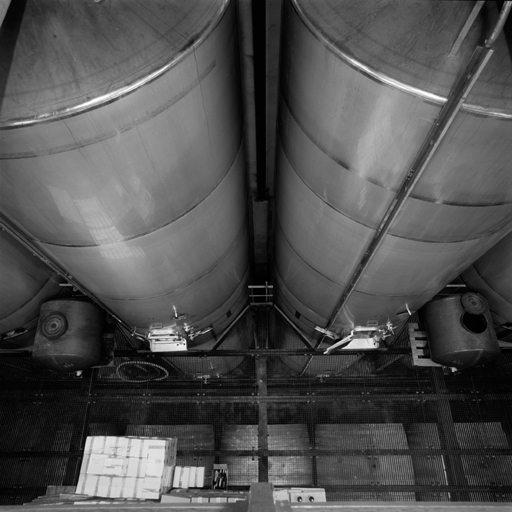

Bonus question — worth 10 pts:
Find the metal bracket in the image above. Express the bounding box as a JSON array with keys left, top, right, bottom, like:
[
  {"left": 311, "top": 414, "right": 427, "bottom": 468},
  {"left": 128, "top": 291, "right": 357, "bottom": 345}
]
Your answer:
[
  {"left": 320, "top": 326, "right": 381, "bottom": 354},
  {"left": 314, "top": 326, "right": 338, "bottom": 340}
]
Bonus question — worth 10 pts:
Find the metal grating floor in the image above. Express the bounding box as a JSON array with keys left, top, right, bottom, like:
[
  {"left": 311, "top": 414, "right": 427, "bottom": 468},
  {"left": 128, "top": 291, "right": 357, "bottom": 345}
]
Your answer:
[{"left": 0, "top": 308, "right": 512, "bottom": 504}]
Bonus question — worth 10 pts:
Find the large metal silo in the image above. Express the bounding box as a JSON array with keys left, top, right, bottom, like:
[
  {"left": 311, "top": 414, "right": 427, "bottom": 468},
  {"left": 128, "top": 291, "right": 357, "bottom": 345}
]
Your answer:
[
  {"left": 461, "top": 231, "right": 512, "bottom": 330},
  {"left": 0, "top": 230, "right": 63, "bottom": 349},
  {"left": 0, "top": 0, "right": 250, "bottom": 372},
  {"left": 274, "top": 0, "right": 512, "bottom": 357}
]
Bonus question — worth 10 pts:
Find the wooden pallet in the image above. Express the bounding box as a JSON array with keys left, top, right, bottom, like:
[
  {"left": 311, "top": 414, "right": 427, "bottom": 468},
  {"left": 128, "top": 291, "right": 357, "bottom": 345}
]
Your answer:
[{"left": 408, "top": 323, "right": 443, "bottom": 367}]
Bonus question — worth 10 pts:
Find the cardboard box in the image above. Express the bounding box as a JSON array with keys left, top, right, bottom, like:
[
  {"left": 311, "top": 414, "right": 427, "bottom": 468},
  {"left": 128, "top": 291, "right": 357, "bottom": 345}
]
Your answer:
[
  {"left": 172, "top": 466, "right": 181, "bottom": 489},
  {"left": 162, "top": 489, "right": 246, "bottom": 504},
  {"left": 187, "top": 467, "right": 196, "bottom": 489},
  {"left": 274, "top": 488, "right": 327, "bottom": 503},
  {"left": 191, "top": 496, "right": 208, "bottom": 503},
  {"left": 76, "top": 436, "right": 177, "bottom": 499},
  {"left": 195, "top": 466, "right": 205, "bottom": 488},
  {"left": 171, "top": 466, "right": 205, "bottom": 489},
  {"left": 288, "top": 488, "right": 326, "bottom": 503},
  {"left": 160, "top": 494, "right": 191, "bottom": 504},
  {"left": 179, "top": 467, "right": 190, "bottom": 489}
]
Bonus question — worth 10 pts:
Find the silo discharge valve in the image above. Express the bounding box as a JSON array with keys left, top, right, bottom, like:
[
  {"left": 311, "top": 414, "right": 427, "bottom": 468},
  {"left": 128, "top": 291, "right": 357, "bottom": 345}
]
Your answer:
[
  {"left": 147, "top": 310, "right": 213, "bottom": 352},
  {"left": 147, "top": 326, "right": 188, "bottom": 352},
  {"left": 318, "top": 324, "right": 395, "bottom": 354}
]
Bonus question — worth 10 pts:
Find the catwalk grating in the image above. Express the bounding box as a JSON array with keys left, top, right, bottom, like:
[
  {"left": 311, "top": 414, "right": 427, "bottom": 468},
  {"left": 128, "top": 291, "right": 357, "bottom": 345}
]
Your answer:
[{"left": 0, "top": 308, "right": 512, "bottom": 504}]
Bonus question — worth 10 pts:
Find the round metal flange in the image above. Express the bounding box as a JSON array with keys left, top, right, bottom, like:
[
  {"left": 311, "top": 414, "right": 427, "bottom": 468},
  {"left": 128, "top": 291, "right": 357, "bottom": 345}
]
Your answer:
[
  {"left": 40, "top": 312, "right": 68, "bottom": 340},
  {"left": 461, "top": 292, "right": 488, "bottom": 315}
]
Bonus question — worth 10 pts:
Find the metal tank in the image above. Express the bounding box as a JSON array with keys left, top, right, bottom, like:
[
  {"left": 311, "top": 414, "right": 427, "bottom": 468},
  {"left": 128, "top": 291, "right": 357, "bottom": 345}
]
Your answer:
[
  {"left": 461, "top": 232, "right": 512, "bottom": 331},
  {"left": 32, "top": 299, "right": 105, "bottom": 372},
  {"left": 0, "top": 230, "right": 63, "bottom": 349},
  {"left": 0, "top": 0, "right": 250, "bottom": 370},
  {"left": 274, "top": 0, "right": 512, "bottom": 356},
  {"left": 422, "top": 294, "right": 500, "bottom": 369}
]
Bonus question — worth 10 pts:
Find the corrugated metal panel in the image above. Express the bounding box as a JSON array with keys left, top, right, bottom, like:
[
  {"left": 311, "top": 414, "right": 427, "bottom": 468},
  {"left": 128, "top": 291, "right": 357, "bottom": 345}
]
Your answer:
[
  {"left": 455, "top": 422, "right": 509, "bottom": 449},
  {"left": 316, "top": 454, "right": 415, "bottom": 486},
  {"left": 220, "top": 424, "right": 313, "bottom": 486},
  {"left": 454, "top": 423, "right": 512, "bottom": 488},
  {"left": 316, "top": 424, "right": 409, "bottom": 450},
  {"left": 329, "top": 492, "right": 416, "bottom": 502}
]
